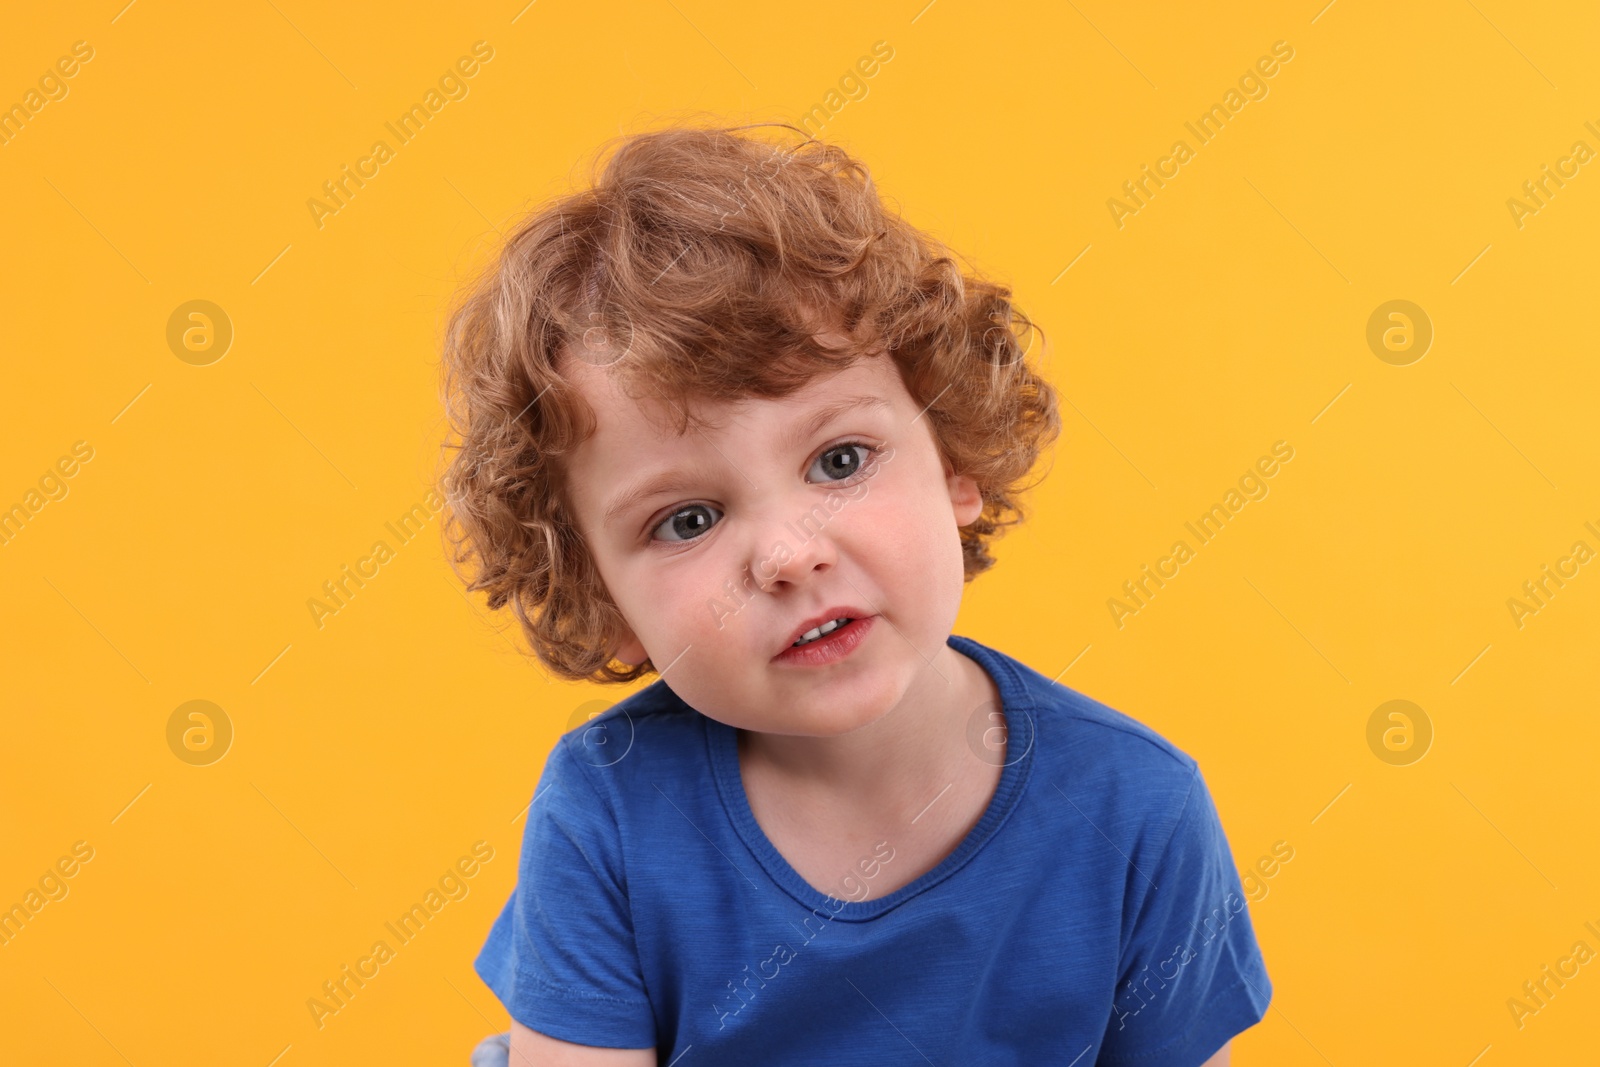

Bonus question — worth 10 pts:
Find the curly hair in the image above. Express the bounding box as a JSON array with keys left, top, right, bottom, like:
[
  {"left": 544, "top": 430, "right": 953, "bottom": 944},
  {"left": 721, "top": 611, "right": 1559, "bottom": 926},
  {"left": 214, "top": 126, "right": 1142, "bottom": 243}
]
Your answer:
[{"left": 435, "top": 121, "right": 1060, "bottom": 685}]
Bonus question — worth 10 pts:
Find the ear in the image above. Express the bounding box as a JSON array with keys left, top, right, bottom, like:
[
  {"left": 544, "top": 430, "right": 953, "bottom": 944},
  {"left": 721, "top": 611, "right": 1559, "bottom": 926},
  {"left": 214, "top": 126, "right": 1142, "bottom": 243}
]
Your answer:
[{"left": 946, "top": 461, "right": 983, "bottom": 527}]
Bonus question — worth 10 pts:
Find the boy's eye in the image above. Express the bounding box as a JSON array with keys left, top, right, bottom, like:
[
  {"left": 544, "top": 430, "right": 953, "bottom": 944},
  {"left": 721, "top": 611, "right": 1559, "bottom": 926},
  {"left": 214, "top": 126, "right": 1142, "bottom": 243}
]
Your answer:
[
  {"left": 647, "top": 442, "right": 879, "bottom": 545},
  {"left": 807, "top": 441, "right": 868, "bottom": 483},
  {"left": 652, "top": 502, "right": 722, "bottom": 544}
]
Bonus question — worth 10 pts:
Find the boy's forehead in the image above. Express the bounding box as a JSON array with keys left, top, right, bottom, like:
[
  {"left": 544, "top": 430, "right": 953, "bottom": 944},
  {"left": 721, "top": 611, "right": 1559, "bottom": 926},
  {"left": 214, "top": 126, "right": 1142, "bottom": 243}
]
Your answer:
[
  {"left": 560, "top": 359, "right": 727, "bottom": 467},
  {"left": 563, "top": 347, "right": 901, "bottom": 449},
  {"left": 557, "top": 312, "right": 870, "bottom": 434}
]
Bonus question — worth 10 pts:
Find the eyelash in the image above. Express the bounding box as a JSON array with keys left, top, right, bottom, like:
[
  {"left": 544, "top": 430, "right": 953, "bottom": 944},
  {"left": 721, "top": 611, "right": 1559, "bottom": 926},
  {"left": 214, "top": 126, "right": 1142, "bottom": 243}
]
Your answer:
[{"left": 644, "top": 440, "right": 884, "bottom": 547}]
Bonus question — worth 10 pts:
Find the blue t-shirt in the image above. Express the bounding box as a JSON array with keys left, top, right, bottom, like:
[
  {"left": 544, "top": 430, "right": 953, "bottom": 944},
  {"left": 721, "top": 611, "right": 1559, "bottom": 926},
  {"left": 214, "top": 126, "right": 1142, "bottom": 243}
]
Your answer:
[{"left": 476, "top": 633, "right": 1272, "bottom": 1065}]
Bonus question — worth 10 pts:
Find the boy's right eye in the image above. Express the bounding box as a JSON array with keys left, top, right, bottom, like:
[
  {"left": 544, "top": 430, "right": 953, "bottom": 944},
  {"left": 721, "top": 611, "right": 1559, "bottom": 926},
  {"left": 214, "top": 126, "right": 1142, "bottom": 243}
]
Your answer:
[{"left": 650, "top": 504, "right": 723, "bottom": 545}]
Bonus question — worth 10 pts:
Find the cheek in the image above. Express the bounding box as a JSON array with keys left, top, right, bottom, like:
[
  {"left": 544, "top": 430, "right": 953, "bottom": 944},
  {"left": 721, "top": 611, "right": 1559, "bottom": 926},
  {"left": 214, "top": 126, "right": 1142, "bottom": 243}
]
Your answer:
[
  {"left": 585, "top": 535, "right": 695, "bottom": 648},
  {"left": 850, "top": 467, "right": 966, "bottom": 575},
  {"left": 636, "top": 538, "right": 772, "bottom": 651},
  {"left": 620, "top": 553, "right": 709, "bottom": 632}
]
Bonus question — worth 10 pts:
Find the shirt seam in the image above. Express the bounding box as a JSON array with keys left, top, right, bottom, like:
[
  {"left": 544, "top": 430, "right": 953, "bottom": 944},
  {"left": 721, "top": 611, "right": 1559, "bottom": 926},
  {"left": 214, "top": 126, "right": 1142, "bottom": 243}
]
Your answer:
[
  {"left": 1097, "top": 974, "right": 1256, "bottom": 1063},
  {"left": 1053, "top": 709, "right": 1198, "bottom": 766},
  {"left": 516, "top": 963, "right": 656, "bottom": 1007}
]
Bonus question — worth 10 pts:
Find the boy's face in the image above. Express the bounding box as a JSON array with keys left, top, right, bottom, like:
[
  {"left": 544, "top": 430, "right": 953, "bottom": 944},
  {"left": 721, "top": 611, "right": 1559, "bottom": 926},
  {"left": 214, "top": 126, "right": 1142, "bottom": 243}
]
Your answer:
[{"left": 560, "top": 348, "right": 985, "bottom": 737}]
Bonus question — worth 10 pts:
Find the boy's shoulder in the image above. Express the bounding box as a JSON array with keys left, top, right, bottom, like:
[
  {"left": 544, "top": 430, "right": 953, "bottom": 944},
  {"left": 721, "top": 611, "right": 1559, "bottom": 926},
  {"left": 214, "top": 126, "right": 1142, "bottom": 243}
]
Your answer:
[
  {"left": 962, "top": 633, "right": 1193, "bottom": 751},
  {"left": 1007, "top": 650, "right": 1196, "bottom": 768},
  {"left": 956, "top": 634, "right": 1204, "bottom": 813},
  {"left": 543, "top": 678, "right": 707, "bottom": 788}
]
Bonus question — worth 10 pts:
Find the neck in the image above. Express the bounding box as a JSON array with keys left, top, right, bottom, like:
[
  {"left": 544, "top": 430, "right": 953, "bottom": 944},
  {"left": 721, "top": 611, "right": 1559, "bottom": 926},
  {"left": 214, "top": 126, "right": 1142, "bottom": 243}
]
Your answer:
[{"left": 737, "top": 643, "right": 1001, "bottom": 822}]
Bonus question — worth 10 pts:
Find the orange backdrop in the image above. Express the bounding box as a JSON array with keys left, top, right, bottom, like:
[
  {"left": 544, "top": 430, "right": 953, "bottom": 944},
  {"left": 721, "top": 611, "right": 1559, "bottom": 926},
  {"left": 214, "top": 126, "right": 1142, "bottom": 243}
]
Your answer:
[{"left": 3, "top": 1, "right": 1598, "bottom": 1063}]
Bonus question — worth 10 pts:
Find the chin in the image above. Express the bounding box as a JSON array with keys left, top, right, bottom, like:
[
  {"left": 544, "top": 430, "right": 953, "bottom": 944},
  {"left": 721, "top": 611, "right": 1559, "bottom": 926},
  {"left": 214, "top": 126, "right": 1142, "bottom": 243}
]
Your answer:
[{"left": 791, "top": 691, "right": 899, "bottom": 737}]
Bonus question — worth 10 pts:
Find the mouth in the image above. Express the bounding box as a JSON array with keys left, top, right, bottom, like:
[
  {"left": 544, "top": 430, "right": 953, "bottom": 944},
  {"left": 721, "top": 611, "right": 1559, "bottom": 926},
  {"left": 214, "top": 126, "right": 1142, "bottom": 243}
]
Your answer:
[{"left": 773, "top": 609, "right": 876, "bottom": 666}]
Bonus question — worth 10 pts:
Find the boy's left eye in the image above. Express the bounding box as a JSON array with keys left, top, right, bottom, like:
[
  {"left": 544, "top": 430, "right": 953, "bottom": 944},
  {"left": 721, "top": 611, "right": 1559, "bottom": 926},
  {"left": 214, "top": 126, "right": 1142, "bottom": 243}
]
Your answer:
[
  {"left": 806, "top": 441, "right": 873, "bottom": 484},
  {"left": 647, "top": 442, "right": 880, "bottom": 545}
]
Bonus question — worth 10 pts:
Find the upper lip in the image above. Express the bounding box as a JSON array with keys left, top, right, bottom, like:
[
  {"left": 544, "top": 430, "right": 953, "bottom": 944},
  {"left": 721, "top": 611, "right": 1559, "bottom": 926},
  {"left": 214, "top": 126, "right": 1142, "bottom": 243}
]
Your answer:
[{"left": 776, "top": 607, "right": 872, "bottom": 656}]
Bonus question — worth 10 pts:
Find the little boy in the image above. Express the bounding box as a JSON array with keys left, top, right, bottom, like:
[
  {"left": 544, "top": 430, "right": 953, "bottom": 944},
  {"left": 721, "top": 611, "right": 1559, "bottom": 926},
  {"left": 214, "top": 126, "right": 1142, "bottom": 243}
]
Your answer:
[{"left": 437, "top": 123, "right": 1272, "bottom": 1066}]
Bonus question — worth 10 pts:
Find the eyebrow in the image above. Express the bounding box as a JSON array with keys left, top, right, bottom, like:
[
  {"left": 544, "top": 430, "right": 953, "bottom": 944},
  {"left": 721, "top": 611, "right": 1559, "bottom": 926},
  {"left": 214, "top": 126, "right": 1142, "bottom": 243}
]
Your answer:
[{"left": 601, "top": 393, "right": 892, "bottom": 529}]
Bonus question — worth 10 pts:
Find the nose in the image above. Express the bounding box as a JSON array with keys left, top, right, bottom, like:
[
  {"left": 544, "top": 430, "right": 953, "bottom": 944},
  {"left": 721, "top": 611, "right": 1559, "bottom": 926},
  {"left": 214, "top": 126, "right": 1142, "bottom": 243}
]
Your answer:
[{"left": 748, "top": 501, "right": 841, "bottom": 593}]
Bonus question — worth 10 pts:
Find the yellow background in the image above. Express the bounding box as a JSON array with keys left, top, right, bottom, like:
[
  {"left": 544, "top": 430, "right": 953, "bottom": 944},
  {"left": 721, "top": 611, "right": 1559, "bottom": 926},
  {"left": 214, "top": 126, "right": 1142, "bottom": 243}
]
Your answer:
[{"left": 3, "top": 0, "right": 1598, "bottom": 1063}]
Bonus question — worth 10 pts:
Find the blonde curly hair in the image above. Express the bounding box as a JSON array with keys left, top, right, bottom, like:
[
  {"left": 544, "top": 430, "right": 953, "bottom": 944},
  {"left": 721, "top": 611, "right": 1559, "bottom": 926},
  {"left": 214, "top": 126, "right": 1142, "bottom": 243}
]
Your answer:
[{"left": 435, "top": 122, "right": 1060, "bottom": 685}]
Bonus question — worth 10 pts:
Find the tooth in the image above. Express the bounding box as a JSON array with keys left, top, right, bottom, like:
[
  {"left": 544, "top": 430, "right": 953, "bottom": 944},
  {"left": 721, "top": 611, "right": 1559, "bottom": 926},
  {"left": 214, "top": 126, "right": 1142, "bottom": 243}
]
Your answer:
[{"left": 792, "top": 617, "right": 852, "bottom": 647}]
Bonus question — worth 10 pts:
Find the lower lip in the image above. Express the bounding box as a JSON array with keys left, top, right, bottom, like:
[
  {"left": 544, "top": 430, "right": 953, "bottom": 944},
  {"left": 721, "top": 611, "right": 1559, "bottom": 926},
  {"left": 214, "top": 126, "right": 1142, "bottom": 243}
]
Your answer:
[{"left": 773, "top": 616, "right": 876, "bottom": 667}]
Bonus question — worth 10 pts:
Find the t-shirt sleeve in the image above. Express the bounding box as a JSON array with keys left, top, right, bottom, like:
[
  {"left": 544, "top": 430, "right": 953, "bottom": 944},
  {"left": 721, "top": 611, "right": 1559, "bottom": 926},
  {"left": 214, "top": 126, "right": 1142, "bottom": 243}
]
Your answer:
[
  {"left": 473, "top": 736, "right": 657, "bottom": 1049},
  {"left": 1096, "top": 765, "right": 1272, "bottom": 1066}
]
